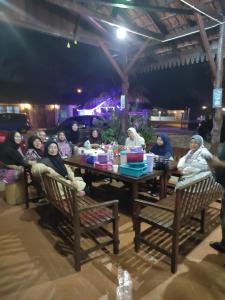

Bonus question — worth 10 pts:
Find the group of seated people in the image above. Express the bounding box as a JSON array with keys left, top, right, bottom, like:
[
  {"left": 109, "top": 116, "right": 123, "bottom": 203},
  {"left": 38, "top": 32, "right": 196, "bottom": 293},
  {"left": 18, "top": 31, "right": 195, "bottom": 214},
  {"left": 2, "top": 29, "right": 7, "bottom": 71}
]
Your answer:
[{"left": 0, "top": 120, "right": 214, "bottom": 200}]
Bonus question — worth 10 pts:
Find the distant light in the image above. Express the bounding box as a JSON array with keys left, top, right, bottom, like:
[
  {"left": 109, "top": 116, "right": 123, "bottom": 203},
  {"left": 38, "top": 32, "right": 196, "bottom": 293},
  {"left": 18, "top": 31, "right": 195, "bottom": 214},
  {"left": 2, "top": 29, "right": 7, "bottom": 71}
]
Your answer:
[
  {"left": 76, "top": 88, "right": 83, "bottom": 94},
  {"left": 20, "top": 103, "right": 31, "bottom": 110},
  {"left": 67, "top": 42, "right": 71, "bottom": 48},
  {"left": 202, "top": 106, "right": 207, "bottom": 110},
  {"left": 222, "top": 107, "right": 225, "bottom": 112},
  {"left": 55, "top": 105, "right": 60, "bottom": 109},
  {"left": 74, "top": 40, "right": 78, "bottom": 45},
  {"left": 116, "top": 27, "right": 127, "bottom": 40}
]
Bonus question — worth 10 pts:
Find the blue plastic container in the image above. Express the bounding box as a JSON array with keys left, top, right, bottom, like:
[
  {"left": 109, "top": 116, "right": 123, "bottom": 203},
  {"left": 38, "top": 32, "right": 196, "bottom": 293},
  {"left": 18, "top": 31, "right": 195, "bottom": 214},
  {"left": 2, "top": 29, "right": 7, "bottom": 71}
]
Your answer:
[{"left": 119, "top": 163, "right": 148, "bottom": 177}]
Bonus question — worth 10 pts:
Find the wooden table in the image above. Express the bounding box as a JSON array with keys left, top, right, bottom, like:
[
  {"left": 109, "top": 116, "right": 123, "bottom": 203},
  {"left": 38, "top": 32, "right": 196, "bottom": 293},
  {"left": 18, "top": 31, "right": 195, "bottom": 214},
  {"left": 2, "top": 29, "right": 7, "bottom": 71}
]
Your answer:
[{"left": 65, "top": 156, "right": 167, "bottom": 206}]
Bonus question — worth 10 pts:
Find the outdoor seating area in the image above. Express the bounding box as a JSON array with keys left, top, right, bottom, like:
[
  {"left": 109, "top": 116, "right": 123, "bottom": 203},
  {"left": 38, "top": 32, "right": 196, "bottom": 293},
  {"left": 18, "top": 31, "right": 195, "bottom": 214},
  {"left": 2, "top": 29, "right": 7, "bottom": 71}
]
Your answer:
[
  {"left": 1, "top": 0, "right": 225, "bottom": 299},
  {"left": 0, "top": 172, "right": 224, "bottom": 299}
]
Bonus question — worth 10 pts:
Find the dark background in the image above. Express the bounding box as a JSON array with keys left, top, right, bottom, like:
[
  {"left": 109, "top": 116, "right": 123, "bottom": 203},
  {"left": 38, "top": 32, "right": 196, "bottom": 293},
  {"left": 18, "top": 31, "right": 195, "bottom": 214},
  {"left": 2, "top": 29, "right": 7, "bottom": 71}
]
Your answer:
[{"left": 0, "top": 23, "right": 214, "bottom": 110}]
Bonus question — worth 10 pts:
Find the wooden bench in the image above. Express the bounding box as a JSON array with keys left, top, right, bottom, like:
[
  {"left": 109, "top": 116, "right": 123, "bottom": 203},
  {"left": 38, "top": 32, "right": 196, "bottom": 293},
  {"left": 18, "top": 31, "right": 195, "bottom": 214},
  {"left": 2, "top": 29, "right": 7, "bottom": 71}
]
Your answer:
[
  {"left": 133, "top": 174, "right": 223, "bottom": 273},
  {"left": 42, "top": 173, "right": 119, "bottom": 271}
]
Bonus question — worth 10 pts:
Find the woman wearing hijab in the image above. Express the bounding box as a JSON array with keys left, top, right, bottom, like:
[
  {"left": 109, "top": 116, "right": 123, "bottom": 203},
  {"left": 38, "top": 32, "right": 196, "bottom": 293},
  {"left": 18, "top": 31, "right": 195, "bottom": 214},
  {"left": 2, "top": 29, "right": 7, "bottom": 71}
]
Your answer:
[
  {"left": 84, "top": 128, "right": 102, "bottom": 149},
  {"left": 32, "top": 140, "right": 86, "bottom": 197},
  {"left": 150, "top": 133, "right": 173, "bottom": 158},
  {"left": 66, "top": 122, "right": 81, "bottom": 146},
  {"left": 56, "top": 131, "right": 73, "bottom": 158},
  {"left": 176, "top": 135, "right": 212, "bottom": 187},
  {"left": 0, "top": 131, "right": 33, "bottom": 183},
  {"left": 25, "top": 135, "right": 44, "bottom": 162},
  {"left": 125, "top": 127, "right": 145, "bottom": 148}
]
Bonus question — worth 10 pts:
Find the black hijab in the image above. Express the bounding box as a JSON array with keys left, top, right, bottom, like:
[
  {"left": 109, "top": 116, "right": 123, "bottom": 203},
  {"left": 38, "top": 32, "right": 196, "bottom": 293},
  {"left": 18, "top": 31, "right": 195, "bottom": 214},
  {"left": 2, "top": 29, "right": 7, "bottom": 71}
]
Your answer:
[
  {"left": 43, "top": 140, "right": 68, "bottom": 178},
  {"left": 28, "top": 135, "right": 44, "bottom": 157},
  {"left": 66, "top": 122, "right": 80, "bottom": 144},
  {"left": 4, "top": 131, "right": 20, "bottom": 150}
]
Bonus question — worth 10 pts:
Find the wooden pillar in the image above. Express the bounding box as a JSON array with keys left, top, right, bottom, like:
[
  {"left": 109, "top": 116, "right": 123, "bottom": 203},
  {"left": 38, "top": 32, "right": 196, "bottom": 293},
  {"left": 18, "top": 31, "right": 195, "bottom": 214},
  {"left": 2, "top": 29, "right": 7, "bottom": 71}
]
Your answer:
[
  {"left": 121, "top": 74, "right": 129, "bottom": 132},
  {"left": 211, "top": 22, "right": 225, "bottom": 154}
]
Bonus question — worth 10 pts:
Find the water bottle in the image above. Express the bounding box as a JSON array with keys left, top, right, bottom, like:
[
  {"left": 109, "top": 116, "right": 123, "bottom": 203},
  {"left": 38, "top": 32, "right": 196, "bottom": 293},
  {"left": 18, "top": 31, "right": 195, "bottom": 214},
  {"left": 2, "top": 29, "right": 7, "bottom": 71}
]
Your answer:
[
  {"left": 120, "top": 150, "right": 127, "bottom": 165},
  {"left": 146, "top": 153, "right": 154, "bottom": 173},
  {"left": 107, "top": 146, "right": 114, "bottom": 162}
]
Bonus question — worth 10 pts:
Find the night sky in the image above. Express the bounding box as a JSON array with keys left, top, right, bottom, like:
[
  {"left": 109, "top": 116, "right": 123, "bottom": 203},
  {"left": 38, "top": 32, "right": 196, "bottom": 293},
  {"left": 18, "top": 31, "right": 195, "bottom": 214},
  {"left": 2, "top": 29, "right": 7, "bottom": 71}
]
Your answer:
[{"left": 0, "top": 23, "right": 215, "bottom": 111}]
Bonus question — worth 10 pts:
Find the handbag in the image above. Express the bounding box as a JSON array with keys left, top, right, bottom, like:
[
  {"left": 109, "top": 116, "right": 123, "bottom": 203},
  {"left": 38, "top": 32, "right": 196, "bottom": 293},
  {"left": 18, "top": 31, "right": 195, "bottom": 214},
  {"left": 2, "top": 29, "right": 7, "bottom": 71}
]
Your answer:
[{"left": 154, "top": 156, "right": 170, "bottom": 170}]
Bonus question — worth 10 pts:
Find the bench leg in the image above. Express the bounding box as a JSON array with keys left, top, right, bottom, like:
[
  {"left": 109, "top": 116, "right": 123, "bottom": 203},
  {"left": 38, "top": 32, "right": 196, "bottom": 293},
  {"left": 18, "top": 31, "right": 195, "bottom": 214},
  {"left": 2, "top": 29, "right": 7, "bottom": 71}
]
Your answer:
[
  {"left": 112, "top": 204, "right": 119, "bottom": 254},
  {"left": 73, "top": 212, "right": 81, "bottom": 272},
  {"left": 200, "top": 209, "right": 206, "bottom": 234},
  {"left": 171, "top": 232, "right": 179, "bottom": 273},
  {"left": 134, "top": 217, "right": 141, "bottom": 252},
  {"left": 113, "top": 219, "right": 119, "bottom": 254}
]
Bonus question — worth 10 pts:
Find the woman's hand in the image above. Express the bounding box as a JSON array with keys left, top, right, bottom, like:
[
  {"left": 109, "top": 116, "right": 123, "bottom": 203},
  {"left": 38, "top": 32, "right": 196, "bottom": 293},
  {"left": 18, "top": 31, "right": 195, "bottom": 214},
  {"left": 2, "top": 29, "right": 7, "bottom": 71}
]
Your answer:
[
  {"left": 48, "top": 169, "right": 59, "bottom": 176},
  {"left": 76, "top": 190, "right": 85, "bottom": 197}
]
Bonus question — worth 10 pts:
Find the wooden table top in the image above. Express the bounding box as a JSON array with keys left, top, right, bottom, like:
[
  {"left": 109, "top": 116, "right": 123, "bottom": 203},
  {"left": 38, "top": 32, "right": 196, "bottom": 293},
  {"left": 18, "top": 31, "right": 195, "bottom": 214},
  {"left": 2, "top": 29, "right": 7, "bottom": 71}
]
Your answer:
[{"left": 65, "top": 156, "right": 165, "bottom": 183}]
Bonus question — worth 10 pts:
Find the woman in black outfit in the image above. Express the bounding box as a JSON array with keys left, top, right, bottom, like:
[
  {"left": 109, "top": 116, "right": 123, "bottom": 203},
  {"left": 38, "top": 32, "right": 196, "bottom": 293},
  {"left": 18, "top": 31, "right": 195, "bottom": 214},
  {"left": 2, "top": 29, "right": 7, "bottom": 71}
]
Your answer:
[
  {"left": 0, "top": 131, "right": 33, "bottom": 183},
  {"left": 66, "top": 122, "right": 81, "bottom": 145}
]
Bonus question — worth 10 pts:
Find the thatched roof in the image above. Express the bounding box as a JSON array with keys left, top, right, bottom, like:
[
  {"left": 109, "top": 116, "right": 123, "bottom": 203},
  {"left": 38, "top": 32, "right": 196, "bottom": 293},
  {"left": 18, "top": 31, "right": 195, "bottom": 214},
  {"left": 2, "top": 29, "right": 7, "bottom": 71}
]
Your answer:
[{"left": 1, "top": 0, "right": 224, "bottom": 73}]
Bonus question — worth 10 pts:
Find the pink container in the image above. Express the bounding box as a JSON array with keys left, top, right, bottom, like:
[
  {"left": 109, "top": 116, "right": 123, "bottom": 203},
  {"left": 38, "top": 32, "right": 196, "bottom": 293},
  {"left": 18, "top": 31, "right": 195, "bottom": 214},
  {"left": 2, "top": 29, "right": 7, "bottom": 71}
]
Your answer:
[
  {"left": 95, "top": 161, "right": 112, "bottom": 170},
  {"left": 127, "top": 152, "right": 144, "bottom": 162},
  {"left": 98, "top": 153, "right": 108, "bottom": 164}
]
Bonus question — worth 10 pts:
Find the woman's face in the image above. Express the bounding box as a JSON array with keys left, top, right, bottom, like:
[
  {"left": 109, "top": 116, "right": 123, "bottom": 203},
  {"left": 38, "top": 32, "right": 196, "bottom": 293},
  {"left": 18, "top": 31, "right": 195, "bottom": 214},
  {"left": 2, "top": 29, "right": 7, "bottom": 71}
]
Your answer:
[
  {"left": 156, "top": 136, "right": 164, "bottom": 146},
  {"left": 72, "top": 123, "right": 78, "bottom": 132},
  {"left": 48, "top": 143, "right": 58, "bottom": 156},
  {"left": 189, "top": 139, "right": 199, "bottom": 151},
  {"left": 58, "top": 132, "right": 66, "bottom": 141},
  {"left": 128, "top": 130, "right": 135, "bottom": 140},
  {"left": 38, "top": 131, "right": 46, "bottom": 142},
  {"left": 33, "top": 138, "right": 42, "bottom": 150},
  {"left": 14, "top": 132, "right": 22, "bottom": 145},
  {"left": 92, "top": 130, "right": 98, "bottom": 138}
]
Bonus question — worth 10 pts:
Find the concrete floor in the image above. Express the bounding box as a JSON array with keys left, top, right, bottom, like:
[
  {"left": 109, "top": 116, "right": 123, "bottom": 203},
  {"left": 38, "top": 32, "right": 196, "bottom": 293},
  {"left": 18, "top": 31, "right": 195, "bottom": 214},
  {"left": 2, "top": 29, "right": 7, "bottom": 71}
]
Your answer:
[{"left": 0, "top": 190, "right": 225, "bottom": 300}]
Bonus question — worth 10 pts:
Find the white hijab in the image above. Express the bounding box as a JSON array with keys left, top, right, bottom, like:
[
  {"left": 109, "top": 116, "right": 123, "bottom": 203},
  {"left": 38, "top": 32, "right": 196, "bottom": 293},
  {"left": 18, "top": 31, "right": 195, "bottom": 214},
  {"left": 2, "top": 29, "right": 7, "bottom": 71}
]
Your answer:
[{"left": 125, "top": 127, "right": 145, "bottom": 147}]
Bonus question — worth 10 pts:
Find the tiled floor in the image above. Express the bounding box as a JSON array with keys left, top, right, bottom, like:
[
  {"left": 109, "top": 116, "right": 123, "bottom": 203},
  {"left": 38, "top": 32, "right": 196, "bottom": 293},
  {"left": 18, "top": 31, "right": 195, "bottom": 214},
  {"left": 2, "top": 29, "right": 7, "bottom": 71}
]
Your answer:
[{"left": 0, "top": 189, "right": 225, "bottom": 300}]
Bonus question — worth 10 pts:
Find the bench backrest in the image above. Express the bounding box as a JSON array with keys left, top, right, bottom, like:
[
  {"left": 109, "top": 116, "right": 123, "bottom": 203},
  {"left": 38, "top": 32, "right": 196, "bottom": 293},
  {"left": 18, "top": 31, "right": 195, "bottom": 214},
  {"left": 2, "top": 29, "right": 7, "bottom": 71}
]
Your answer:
[
  {"left": 175, "top": 174, "right": 223, "bottom": 223},
  {"left": 42, "top": 173, "right": 77, "bottom": 223}
]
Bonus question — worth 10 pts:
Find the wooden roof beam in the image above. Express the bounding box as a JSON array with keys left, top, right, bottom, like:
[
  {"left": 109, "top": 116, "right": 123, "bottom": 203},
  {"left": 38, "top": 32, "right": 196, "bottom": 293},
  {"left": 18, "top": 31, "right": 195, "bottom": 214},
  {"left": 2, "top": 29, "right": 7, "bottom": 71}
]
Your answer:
[
  {"left": 78, "top": 0, "right": 193, "bottom": 15},
  {"left": 46, "top": 0, "right": 164, "bottom": 41},
  {"left": 195, "top": 13, "right": 217, "bottom": 80},
  {"left": 179, "top": 0, "right": 223, "bottom": 24},
  {"left": 118, "top": 10, "right": 164, "bottom": 40},
  {"left": 219, "top": 0, "right": 225, "bottom": 14}
]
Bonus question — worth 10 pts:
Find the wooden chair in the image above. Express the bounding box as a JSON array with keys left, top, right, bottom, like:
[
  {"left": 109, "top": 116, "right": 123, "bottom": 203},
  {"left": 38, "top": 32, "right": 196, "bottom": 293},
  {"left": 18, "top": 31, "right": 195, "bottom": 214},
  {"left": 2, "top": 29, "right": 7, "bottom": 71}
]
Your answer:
[
  {"left": 24, "top": 167, "right": 44, "bottom": 208},
  {"left": 42, "top": 173, "right": 119, "bottom": 271},
  {"left": 134, "top": 174, "right": 223, "bottom": 273}
]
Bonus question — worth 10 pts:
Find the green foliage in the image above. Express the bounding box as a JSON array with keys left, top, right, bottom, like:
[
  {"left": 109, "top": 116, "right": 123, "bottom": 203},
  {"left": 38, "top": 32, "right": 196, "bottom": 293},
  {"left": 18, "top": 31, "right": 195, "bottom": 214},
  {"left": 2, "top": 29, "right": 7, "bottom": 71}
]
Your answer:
[
  {"left": 101, "top": 109, "right": 155, "bottom": 145},
  {"left": 128, "top": 115, "right": 155, "bottom": 145}
]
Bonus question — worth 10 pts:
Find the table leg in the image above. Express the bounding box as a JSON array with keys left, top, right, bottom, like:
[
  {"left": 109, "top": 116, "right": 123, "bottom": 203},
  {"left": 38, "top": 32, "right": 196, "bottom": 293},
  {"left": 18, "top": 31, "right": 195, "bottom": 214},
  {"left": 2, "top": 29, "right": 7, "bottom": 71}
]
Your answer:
[
  {"left": 159, "top": 173, "right": 167, "bottom": 199},
  {"left": 132, "top": 182, "right": 138, "bottom": 227}
]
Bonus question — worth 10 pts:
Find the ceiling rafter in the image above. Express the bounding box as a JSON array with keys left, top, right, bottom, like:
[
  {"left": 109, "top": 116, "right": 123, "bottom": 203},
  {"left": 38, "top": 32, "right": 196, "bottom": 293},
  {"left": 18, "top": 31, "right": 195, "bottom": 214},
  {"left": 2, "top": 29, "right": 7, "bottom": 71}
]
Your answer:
[
  {"left": 46, "top": 0, "right": 164, "bottom": 40},
  {"left": 77, "top": 0, "right": 193, "bottom": 15},
  {"left": 179, "top": 0, "right": 223, "bottom": 23}
]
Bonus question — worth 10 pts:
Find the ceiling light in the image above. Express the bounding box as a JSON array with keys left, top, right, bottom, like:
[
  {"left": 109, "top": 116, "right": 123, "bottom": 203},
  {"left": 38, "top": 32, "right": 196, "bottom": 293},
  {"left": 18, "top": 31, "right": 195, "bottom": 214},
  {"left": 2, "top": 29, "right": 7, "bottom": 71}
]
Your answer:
[{"left": 116, "top": 27, "right": 127, "bottom": 40}]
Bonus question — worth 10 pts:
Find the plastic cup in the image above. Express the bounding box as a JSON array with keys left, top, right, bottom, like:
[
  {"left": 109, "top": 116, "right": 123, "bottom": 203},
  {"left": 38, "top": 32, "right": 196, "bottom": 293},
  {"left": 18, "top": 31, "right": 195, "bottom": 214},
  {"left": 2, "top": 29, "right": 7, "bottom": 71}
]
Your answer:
[{"left": 112, "top": 164, "right": 119, "bottom": 173}]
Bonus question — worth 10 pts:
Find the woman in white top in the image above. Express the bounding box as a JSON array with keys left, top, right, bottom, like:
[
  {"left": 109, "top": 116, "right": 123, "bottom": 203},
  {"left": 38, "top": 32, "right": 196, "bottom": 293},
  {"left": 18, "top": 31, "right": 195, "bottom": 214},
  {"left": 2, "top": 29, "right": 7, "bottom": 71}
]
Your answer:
[
  {"left": 176, "top": 135, "right": 212, "bottom": 188},
  {"left": 125, "top": 127, "right": 145, "bottom": 148}
]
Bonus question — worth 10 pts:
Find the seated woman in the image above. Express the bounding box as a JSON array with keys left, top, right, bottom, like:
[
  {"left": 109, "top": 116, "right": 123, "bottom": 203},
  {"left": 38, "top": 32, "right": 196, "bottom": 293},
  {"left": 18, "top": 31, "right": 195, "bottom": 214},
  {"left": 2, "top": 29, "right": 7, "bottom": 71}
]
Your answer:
[
  {"left": 56, "top": 131, "right": 73, "bottom": 158},
  {"left": 150, "top": 133, "right": 173, "bottom": 159},
  {"left": 66, "top": 122, "right": 81, "bottom": 146},
  {"left": 176, "top": 135, "right": 212, "bottom": 187},
  {"left": 32, "top": 140, "right": 86, "bottom": 197},
  {"left": 0, "top": 131, "right": 32, "bottom": 171},
  {"left": 85, "top": 129, "right": 102, "bottom": 149},
  {"left": 125, "top": 127, "right": 145, "bottom": 149},
  {"left": 25, "top": 135, "right": 44, "bottom": 162}
]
